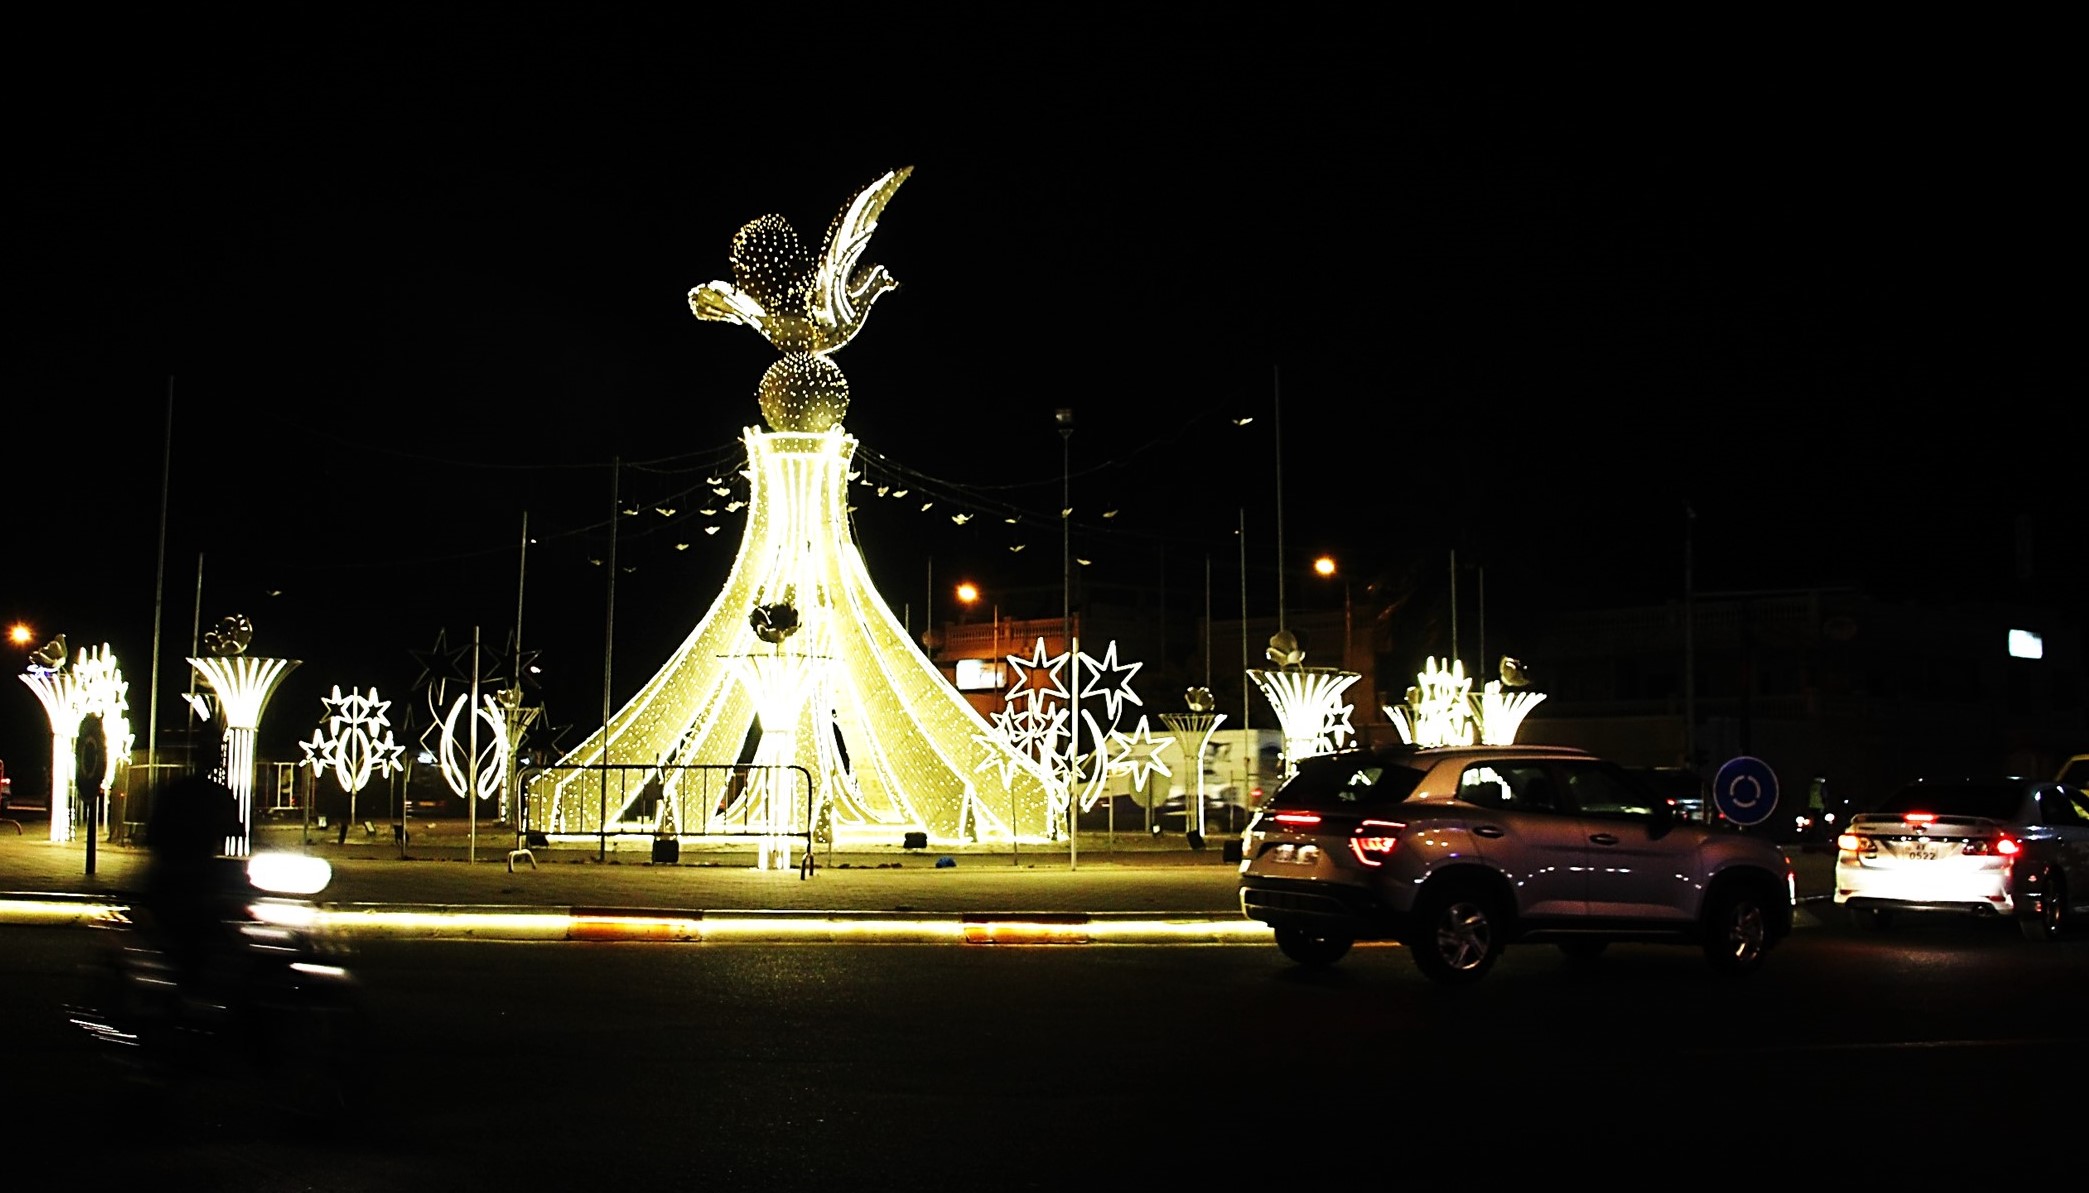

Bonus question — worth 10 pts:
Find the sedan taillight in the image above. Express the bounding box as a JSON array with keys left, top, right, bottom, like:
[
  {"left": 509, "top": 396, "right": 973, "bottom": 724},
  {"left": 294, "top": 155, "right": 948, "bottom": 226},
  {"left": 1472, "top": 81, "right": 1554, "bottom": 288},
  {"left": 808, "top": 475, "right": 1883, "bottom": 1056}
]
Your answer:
[
  {"left": 1964, "top": 835, "right": 2020, "bottom": 857},
  {"left": 1347, "top": 818, "right": 1406, "bottom": 867}
]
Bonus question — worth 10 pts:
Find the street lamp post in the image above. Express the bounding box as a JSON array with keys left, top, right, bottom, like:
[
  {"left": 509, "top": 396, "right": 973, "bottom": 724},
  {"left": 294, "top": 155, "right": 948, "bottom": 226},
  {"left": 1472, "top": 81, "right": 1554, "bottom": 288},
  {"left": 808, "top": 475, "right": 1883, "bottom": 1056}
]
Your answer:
[
  {"left": 958, "top": 581, "right": 1016, "bottom": 865},
  {"left": 1313, "top": 555, "right": 1353, "bottom": 670}
]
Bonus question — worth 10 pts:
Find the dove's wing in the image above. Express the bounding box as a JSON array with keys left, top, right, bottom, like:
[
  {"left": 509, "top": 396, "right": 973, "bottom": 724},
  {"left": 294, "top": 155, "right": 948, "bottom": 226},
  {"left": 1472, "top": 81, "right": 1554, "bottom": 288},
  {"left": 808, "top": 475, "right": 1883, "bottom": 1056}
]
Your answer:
[
  {"left": 688, "top": 280, "right": 769, "bottom": 328},
  {"left": 810, "top": 166, "right": 912, "bottom": 339}
]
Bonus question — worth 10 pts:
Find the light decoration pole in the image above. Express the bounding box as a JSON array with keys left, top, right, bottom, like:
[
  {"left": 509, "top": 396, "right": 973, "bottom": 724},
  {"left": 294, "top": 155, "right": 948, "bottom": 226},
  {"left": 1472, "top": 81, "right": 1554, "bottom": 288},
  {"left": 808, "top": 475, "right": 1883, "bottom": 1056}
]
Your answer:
[
  {"left": 297, "top": 686, "right": 406, "bottom": 829},
  {"left": 729, "top": 598, "right": 827, "bottom": 871},
  {"left": 1385, "top": 656, "right": 1545, "bottom": 747},
  {"left": 494, "top": 686, "right": 542, "bottom": 825},
  {"left": 1158, "top": 686, "right": 1226, "bottom": 844},
  {"left": 975, "top": 636, "right": 1072, "bottom": 841},
  {"left": 1248, "top": 632, "right": 1359, "bottom": 781},
  {"left": 19, "top": 637, "right": 133, "bottom": 844},
  {"left": 438, "top": 694, "right": 509, "bottom": 802},
  {"left": 986, "top": 636, "right": 1157, "bottom": 831},
  {"left": 546, "top": 166, "right": 1056, "bottom": 849},
  {"left": 186, "top": 615, "right": 299, "bottom": 857}
]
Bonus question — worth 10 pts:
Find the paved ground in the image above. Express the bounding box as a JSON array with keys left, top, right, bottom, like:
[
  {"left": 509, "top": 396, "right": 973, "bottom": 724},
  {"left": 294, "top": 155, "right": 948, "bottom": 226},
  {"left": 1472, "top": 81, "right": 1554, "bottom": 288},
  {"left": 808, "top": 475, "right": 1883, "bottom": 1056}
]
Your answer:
[{"left": 0, "top": 814, "right": 1837, "bottom": 939}]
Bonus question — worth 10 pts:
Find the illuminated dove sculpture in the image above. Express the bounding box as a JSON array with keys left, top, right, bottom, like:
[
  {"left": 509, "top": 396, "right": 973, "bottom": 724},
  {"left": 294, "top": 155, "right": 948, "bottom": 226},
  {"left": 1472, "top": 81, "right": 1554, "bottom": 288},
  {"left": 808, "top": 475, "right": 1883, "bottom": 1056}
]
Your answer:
[
  {"left": 689, "top": 167, "right": 912, "bottom": 434},
  {"left": 1266, "top": 630, "right": 1305, "bottom": 670},
  {"left": 28, "top": 634, "right": 68, "bottom": 672}
]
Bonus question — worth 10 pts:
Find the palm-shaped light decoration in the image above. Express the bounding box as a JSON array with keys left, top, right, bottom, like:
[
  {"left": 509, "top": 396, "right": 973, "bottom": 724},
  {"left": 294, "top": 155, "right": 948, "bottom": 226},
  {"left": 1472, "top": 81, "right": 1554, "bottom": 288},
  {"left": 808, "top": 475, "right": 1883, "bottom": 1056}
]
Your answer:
[{"left": 187, "top": 615, "right": 299, "bottom": 856}]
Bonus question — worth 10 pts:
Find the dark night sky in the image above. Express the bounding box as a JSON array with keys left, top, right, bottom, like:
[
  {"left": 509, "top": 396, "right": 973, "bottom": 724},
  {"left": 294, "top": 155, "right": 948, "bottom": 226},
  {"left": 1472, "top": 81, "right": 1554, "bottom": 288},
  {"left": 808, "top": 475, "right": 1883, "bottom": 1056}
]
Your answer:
[{"left": 4, "top": 10, "right": 2079, "bottom": 775}]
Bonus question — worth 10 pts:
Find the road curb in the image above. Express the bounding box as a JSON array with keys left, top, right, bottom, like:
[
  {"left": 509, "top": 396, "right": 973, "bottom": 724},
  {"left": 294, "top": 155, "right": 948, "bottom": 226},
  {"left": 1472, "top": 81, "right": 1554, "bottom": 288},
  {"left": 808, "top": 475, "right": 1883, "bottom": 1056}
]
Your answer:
[
  {"left": 0, "top": 891, "right": 1269, "bottom": 944},
  {"left": 322, "top": 903, "right": 1272, "bottom": 944}
]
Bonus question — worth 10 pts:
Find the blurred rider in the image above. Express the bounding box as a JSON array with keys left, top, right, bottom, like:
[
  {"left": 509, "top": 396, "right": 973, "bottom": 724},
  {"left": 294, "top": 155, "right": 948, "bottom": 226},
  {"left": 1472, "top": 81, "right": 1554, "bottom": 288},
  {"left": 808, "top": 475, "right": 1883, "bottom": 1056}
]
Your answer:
[{"left": 140, "top": 742, "right": 248, "bottom": 999}]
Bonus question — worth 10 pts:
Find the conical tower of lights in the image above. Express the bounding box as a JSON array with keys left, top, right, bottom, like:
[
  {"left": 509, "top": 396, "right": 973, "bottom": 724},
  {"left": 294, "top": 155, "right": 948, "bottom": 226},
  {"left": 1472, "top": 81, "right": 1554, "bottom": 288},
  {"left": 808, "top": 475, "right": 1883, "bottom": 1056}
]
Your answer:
[{"left": 539, "top": 168, "right": 1057, "bottom": 859}]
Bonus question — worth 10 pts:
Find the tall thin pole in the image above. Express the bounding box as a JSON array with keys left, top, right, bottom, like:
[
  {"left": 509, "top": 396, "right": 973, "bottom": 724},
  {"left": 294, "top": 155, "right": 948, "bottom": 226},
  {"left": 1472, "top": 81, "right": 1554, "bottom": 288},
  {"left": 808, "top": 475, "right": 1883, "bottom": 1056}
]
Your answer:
[
  {"left": 1058, "top": 410, "right": 1076, "bottom": 871},
  {"left": 1238, "top": 507, "right": 1250, "bottom": 747},
  {"left": 1203, "top": 553, "right": 1213, "bottom": 690},
  {"left": 187, "top": 553, "right": 205, "bottom": 750},
  {"left": 1273, "top": 366, "right": 1285, "bottom": 632},
  {"left": 512, "top": 510, "right": 529, "bottom": 828},
  {"left": 469, "top": 624, "right": 481, "bottom": 864},
  {"left": 1685, "top": 505, "right": 1696, "bottom": 771},
  {"left": 147, "top": 377, "right": 173, "bottom": 822},
  {"left": 600, "top": 459, "right": 618, "bottom": 861},
  {"left": 514, "top": 511, "right": 529, "bottom": 662},
  {"left": 998, "top": 603, "right": 1015, "bottom": 866},
  {"left": 1477, "top": 566, "right": 1486, "bottom": 681},
  {"left": 1449, "top": 549, "right": 1459, "bottom": 670}
]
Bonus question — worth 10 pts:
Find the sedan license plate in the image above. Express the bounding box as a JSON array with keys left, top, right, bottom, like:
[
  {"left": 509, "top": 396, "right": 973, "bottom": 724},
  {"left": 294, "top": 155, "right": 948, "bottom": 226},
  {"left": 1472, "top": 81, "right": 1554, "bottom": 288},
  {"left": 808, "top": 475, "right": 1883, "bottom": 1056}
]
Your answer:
[{"left": 1904, "top": 842, "right": 1938, "bottom": 861}]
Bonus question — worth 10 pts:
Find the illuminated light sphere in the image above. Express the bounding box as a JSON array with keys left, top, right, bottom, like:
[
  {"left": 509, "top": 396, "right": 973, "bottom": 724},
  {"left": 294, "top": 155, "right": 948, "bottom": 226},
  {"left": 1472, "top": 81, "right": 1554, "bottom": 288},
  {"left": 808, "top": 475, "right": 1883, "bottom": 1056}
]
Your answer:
[
  {"left": 729, "top": 213, "right": 815, "bottom": 333},
  {"left": 758, "top": 353, "right": 850, "bottom": 432}
]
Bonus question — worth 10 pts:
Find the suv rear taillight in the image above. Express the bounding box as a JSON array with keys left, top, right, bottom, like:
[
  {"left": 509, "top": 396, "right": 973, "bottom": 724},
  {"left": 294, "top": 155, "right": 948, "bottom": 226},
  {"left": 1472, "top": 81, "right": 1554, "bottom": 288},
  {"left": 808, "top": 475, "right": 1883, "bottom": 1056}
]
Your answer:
[{"left": 1347, "top": 819, "right": 1406, "bottom": 867}]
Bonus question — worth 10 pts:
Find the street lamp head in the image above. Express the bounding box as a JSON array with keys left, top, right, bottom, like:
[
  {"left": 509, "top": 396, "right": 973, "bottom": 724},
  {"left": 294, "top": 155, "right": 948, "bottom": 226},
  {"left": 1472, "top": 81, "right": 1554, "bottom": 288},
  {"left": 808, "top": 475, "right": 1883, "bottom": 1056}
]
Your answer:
[
  {"left": 955, "top": 581, "right": 979, "bottom": 606},
  {"left": 1054, "top": 407, "right": 1075, "bottom": 433},
  {"left": 1314, "top": 555, "right": 1337, "bottom": 578}
]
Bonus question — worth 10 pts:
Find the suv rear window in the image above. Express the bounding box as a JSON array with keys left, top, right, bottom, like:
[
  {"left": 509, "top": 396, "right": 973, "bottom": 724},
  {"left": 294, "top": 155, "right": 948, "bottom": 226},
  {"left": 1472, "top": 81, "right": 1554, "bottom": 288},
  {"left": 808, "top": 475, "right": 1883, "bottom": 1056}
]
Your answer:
[
  {"left": 1878, "top": 782, "right": 2026, "bottom": 821},
  {"left": 1265, "top": 754, "right": 1427, "bottom": 810}
]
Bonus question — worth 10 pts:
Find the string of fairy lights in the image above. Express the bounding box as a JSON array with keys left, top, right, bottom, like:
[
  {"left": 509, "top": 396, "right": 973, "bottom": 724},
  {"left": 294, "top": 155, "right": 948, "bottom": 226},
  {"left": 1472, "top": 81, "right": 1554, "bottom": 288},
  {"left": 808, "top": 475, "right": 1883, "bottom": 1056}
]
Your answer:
[{"left": 247, "top": 397, "right": 1270, "bottom": 584}]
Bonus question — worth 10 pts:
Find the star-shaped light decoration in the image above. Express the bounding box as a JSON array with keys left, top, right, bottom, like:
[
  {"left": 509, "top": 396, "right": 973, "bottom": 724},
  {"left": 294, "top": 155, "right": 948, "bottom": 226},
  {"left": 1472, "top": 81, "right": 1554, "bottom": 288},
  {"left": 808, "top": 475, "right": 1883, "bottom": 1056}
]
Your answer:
[
  {"left": 970, "top": 721, "right": 1030, "bottom": 790},
  {"left": 1004, "top": 637, "right": 1068, "bottom": 714},
  {"left": 994, "top": 701, "right": 1069, "bottom": 765},
  {"left": 1078, "top": 640, "right": 1144, "bottom": 722},
  {"left": 1318, "top": 702, "right": 1357, "bottom": 754},
  {"left": 1105, "top": 716, "right": 1176, "bottom": 794}
]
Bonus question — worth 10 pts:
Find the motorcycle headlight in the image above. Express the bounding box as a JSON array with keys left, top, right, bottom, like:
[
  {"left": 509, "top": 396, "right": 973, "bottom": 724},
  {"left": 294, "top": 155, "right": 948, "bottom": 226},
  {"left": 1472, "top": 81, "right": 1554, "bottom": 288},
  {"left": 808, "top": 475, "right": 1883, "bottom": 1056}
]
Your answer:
[{"left": 247, "top": 852, "right": 331, "bottom": 896}]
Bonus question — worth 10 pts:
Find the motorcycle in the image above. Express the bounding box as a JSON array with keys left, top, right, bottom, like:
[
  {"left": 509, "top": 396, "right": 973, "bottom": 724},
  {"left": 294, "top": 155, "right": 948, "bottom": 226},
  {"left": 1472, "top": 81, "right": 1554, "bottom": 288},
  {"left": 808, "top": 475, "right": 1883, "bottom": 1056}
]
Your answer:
[{"left": 67, "top": 851, "right": 368, "bottom": 1119}]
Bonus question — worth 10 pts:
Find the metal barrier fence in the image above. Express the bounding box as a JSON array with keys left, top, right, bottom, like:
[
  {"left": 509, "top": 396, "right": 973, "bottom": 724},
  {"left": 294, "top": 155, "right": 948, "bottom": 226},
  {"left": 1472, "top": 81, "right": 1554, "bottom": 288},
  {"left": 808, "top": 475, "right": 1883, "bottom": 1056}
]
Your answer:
[{"left": 516, "top": 763, "right": 819, "bottom": 860}]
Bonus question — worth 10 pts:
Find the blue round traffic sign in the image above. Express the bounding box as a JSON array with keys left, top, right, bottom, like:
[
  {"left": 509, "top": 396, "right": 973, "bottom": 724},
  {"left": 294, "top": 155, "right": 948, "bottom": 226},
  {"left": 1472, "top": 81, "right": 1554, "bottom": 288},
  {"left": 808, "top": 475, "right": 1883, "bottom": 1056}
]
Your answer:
[{"left": 1712, "top": 756, "right": 1779, "bottom": 826}]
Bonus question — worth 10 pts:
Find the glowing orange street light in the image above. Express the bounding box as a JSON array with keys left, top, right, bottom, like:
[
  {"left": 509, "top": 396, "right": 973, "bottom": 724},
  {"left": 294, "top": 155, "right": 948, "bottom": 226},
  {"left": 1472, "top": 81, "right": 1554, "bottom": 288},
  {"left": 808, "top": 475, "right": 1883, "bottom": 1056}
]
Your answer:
[
  {"left": 8, "top": 623, "right": 32, "bottom": 648},
  {"left": 1313, "top": 556, "right": 1352, "bottom": 666}
]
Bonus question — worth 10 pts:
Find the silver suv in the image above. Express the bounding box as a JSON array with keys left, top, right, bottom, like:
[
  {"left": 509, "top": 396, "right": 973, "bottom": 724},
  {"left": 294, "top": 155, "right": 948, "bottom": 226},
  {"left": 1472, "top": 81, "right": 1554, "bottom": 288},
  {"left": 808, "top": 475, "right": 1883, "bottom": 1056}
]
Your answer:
[{"left": 1237, "top": 744, "right": 1795, "bottom": 983}]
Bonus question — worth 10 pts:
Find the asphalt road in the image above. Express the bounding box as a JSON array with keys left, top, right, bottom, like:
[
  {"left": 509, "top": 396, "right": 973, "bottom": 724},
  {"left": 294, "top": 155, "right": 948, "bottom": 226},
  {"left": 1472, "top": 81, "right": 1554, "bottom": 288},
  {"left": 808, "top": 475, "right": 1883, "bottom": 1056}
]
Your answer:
[{"left": 6, "top": 907, "right": 2086, "bottom": 1190}]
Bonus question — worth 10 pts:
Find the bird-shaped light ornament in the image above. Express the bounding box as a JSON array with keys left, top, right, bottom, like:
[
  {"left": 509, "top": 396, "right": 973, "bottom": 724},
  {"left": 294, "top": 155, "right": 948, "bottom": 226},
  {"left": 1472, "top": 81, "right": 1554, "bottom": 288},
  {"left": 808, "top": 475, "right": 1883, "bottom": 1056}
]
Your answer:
[
  {"left": 28, "top": 634, "right": 68, "bottom": 673},
  {"left": 689, "top": 167, "right": 912, "bottom": 434},
  {"left": 1266, "top": 630, "right": 1305, "bottom": 670},
  {"left": 749, "top": 600, "right": 801, "bottom": 646},
  {"left": 202, "top": 614, "right": 254, "bottom": 657}
]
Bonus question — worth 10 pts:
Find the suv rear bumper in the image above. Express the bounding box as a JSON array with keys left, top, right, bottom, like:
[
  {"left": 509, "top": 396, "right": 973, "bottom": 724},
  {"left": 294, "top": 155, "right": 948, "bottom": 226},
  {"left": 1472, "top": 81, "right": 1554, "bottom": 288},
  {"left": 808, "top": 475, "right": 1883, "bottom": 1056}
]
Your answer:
[{"left": 1238, "top": 876, "right": 1408, "bottom": 940}]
